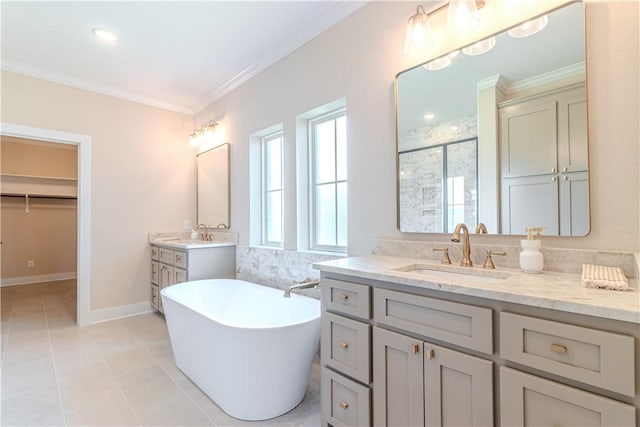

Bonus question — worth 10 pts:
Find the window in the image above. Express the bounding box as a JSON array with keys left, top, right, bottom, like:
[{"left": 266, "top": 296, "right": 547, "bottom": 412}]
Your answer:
[
  {"left": 261, "top": 131, "right": 283, "bottom": 247},
  {"left": 309, "top": 109, "right": 347, "bottom": 252}
]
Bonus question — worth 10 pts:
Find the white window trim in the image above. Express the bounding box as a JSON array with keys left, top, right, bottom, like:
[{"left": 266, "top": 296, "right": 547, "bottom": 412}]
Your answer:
[
  {"left": 261, "top": 130, "right": 284, "bottom": 247},
  {"left": 308, "top": 108, "right": 347, "bottom": 253}
]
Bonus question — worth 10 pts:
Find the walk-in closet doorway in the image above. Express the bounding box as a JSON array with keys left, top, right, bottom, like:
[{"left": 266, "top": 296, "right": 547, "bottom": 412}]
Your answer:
[{"left": 0, "top": 123, "right": 91, "bottom": 326}]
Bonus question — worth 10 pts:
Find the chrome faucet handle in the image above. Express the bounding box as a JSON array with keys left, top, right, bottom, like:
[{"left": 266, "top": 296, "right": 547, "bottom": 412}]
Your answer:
[
  {"left": 433, "top": 248, "right": 452, "bottom": 265},
  {"left": 483, "top": 250, "right": 506, "bottom": 269}
]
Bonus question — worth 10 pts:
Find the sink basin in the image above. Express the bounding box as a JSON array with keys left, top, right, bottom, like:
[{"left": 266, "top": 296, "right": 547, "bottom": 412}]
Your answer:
[{"left": 392, "top": 263, "right": 512, "bottom": 283}]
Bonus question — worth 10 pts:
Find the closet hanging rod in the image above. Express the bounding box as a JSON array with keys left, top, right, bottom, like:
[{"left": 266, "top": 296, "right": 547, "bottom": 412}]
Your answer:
[{"left": 0, "top": 193, "right": 77, "bottom": 200}]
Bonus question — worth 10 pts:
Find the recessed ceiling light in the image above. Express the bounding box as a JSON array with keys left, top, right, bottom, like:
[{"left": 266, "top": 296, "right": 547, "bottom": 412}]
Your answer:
[
  {"left": 92, "top": 28, "right": 117, "bottom": 43},
  {"left": 424, "top": 113, "right": 435, "bottom": 120}
]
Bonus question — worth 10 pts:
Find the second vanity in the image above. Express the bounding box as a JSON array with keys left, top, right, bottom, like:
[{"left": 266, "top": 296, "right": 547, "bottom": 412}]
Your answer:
[
  {"left": 150, "top": 238, "right": 236, "bottom": 313},
  {"left": 315, "top": 255, "right": 640, "bottom": 427}
]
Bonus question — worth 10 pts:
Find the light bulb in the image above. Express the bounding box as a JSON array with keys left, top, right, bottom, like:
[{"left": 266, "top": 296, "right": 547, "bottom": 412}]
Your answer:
[
  {"left": 404, "top": 6, "right": 435, "bottom": 57},
  {"left": 446, "top": 0, "right": 480, "bottom": 37}
]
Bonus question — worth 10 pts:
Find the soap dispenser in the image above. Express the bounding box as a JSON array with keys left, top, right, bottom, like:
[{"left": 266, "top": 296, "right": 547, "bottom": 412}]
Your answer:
[{"left": 520, "top": 227, "right": 544, "bottom": 273}]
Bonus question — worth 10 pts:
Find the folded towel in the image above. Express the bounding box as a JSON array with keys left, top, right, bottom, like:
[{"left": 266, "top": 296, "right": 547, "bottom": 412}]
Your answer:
[{"left": 581, "top": 264, "right": 630, "bottom": 291}]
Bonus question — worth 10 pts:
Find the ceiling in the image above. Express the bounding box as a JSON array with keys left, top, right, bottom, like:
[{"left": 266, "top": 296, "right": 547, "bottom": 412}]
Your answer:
[{"left": 1, "top": 1, "right": 365, "bottom": 115}]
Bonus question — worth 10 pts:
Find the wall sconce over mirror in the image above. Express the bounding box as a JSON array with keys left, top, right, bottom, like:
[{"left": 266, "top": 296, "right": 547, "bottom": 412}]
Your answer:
[
  {"left": 189, "top": 120, "right": 225, "bottom": 150},
  {"left": 396, "top": 1, "right": 589, "bottom": 237}
]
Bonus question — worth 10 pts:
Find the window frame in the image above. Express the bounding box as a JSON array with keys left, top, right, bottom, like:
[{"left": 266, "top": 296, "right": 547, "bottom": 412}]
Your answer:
[
  {"left": 308, "top": 108, "right": 347, "bottom": 253},
  {"left": 260, "top": 130, "right": 284, "bottom": 247}
]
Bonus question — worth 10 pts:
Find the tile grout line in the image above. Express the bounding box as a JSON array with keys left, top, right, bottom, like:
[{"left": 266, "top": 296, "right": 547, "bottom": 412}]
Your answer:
[
  {"left": 43, "top": 287, "right": 70, "bottom": 427},
  {"left": 91, "top": 318, "right": 144, "bottom": 427},
  {"left": 127, "top": 316, "right": 220, "bottom": 427}
]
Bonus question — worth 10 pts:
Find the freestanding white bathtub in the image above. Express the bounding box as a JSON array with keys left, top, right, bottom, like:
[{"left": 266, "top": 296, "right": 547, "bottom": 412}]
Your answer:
[{"left": 161, "top": 279, "right": 320, "bottom": 421}]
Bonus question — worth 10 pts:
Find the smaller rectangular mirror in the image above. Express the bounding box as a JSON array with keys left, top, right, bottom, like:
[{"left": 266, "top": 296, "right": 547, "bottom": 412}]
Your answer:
[{"left": 196, "top": 143, "right": 230, "bottom": 228}]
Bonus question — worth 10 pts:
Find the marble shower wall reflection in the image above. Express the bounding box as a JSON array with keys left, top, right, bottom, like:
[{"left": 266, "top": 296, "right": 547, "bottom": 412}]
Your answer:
[{"left": 399, "top": 115, "right": 477, "bottom": 233}]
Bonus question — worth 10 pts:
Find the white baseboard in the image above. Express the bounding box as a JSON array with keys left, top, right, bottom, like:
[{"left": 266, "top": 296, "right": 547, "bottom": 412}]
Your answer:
[
  {"left": 1, "top": 272, "right": 77, "bottom": 287},
  {"left": 90, "top": 301, "right": 155, "bottom": 324}
]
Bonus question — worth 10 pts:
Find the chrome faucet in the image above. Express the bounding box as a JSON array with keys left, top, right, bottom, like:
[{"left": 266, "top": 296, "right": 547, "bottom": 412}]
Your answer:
[
  {"left": 284, "top": 278, "right": 320, "bottom": 298},
  {"left": 451, "top": 223, "right": 473, "bottom": 267}
]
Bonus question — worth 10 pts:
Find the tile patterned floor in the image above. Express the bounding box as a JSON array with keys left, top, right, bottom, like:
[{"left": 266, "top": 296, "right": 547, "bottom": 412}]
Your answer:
[{"left": 0, "top": 280, "right": 320, "bottom": 426}]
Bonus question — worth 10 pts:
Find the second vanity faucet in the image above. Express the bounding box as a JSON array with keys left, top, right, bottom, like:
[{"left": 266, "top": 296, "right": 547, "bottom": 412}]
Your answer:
[{"left": 451, "top": 223, "right": 473, "bottom": 267}]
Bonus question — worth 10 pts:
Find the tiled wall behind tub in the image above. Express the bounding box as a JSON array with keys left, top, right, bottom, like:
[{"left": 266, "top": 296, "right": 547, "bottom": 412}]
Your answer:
[{"left": 236, "top": 245, "right": 342, "bottom": 299}]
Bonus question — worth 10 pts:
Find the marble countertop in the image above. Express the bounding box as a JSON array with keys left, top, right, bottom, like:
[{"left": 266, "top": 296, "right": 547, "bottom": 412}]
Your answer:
[
  {"left": 313, "top": 255, "right": 640, "bottom": 324},
  {"left": 150, "top": 238, "right": 236, "bottom": 250}
]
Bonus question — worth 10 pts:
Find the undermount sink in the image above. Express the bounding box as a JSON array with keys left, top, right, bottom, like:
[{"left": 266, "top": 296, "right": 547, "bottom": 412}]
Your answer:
[{"left": 392, "top": 263, "right": 512, "bottom": 283}]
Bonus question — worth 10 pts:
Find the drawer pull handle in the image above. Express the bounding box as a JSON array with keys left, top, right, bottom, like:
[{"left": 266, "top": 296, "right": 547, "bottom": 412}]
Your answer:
[
  {"left": 340, "top": 294, "right": 349, "bottom": 300},
  {"left": 426, "top": 348, "right": 434, "bottom": 359},
  {"left": 340, "top": 342, "right": 349, "bottom": 349},
  {"left": 339, "top": 402, "right": 349, "bottom": 410},
  {"left": 412, "top": 344, "right": 420, "bottom": 354},
  {"left": 550, "top": 343, "right": 568, "bottom": 355}
]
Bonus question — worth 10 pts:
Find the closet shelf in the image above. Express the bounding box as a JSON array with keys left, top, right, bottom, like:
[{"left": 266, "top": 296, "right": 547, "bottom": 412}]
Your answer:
[{"left": 1, "top": 173, "right": 77, "bottom": 198}]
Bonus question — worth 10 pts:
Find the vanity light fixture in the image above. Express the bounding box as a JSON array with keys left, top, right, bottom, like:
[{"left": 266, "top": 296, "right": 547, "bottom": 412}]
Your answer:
[
  {"left": 91, "top": 27, "right": 117, "bottom": 43},
  {"left": 404, "top": 5, "right": 435, "bottom": 57},
  {"left": 508, "top": 15, "right": 548, "bottom": 38},
  {"left": 462, "top": 36, "right": 496, "bottom": 55},
  {"left": 446, "top": 0, "right": 485, "bottom": 37},
  {"left": 189, "top": 120, "right": 220, "bottom": 147}
]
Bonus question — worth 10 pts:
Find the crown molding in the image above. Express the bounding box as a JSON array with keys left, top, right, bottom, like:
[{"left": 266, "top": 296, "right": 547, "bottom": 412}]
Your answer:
[
  {"left": 191, "top": 0, "right": 367, "bottom": 114},
  {"left": 507, "top": 61, "right": 585, "bottom": 95},
  {"left": 2, "top": 60, "right": 194, "bottom": 115}
]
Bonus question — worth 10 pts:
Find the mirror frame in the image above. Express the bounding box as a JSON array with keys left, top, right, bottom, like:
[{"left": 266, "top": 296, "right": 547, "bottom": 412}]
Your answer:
[
  {"left": 395, "top": 1, "right": 588, "bottom": 236},
  {"left": 196, "top": 143, "right": 230, "bottom": 228}
]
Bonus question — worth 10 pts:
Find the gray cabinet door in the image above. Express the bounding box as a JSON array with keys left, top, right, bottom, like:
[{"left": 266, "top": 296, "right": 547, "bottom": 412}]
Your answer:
[
  {"left": 501, "top": 174, "right": 559, "bottom": 235},
  {"left": 373, "top": 327, "right": 423, "bottom": 427},
  {"left": 424, "top": 343, "right": 493, "bottom": 427},
  {"left": 500, "top": 100, "right": 558, "bottom": 178},
  {"left": 500, "top": 367, "right": 635, "bottom": 427},
  {"left": 559, "top": 171, "right": 589, "bottom": 236}
]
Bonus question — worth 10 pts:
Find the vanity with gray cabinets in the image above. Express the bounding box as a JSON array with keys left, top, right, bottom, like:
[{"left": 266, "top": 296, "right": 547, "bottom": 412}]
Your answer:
[
  {"left": 316, "top": 256, "right": 639, "bottom": 427},
  {"left": 150, "top": 241, "right": 236, "bottom": 313}
]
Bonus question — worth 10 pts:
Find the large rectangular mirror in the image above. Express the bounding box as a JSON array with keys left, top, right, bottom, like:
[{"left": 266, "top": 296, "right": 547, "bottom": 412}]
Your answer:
[
  {"left": 196, "top": 143, "right": 230, "bottom": 228},
  {"left": 396, "top": 1, "right": 588, "bottom": 236}
]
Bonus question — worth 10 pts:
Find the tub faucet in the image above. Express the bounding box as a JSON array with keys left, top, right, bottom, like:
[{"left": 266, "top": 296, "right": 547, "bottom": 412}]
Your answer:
[
  {"left": 451, "top": 223, "right": 473, "bottom": 267},
  {"left": 284, "top": 278, "right": 320, "bottom": 298}
]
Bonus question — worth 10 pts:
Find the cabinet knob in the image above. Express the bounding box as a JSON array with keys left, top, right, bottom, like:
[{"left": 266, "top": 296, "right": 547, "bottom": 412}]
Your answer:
[
  {"left": 551, "top": 167, "right": 557, "bottom": 173},
  {"left": 412, "top": 344, "right": 420, "bottom": 354},
  {"left": 339, "top": 342, "right": 349, "bottom": 349},
  {"left": 552, "top": 176, "right": 557, "bottom": 182},
  {"left": 563, "top": 176, "right": 568, "bottom": 181},
  {"left": 562, "top": 166, "right": 568, "bottom": 172},
  {"left": 340, "top": 294, "right": 349, "bottom": 300},
  {"left": 426, "top": 348, "right": 435, "bottom": 359},
  {"left": 339, "top": 402, "right": 349, "bottom": 410}
]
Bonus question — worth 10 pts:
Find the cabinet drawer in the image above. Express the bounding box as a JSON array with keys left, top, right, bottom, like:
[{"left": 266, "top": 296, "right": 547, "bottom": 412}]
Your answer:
[
  {"left": 158, "top": 248, "right": 174, "bottom": 265},
  {"left": 151, "top": 246, "right": 159, "bottom": 261},
  {"left": 173, "top": 251, "right": 187, "bottom": 269},
  {"left": 174, "top": 268, "right": 186, "bottom": 284},
  {"left": 322, "top": 368, "right": 370, "bottom": 427},
  {"left": 374, "top": 288, "right": 493, "bottom": 354},
  {"left": 322, "top": 278, "right": 370, "bottom": 320},
  {"left": 151, "top": 285, "right": 159, "bottom": 310},
  {"left": 322, "top": 312, "right": 371, "bottom": 384},
  {"left": 500, "top": 312, "right": 635, "bottom": 396},
  {"left": 151, "top": 261, "right": 159, "bottom": 285},
  {"left": 500, "top": 367, "right": 635, "bottom": 427}
]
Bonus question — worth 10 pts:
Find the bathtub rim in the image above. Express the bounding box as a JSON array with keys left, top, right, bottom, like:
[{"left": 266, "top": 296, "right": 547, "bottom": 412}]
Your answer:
[{"left": 160, "top": 279, "right": 320, "bottom": 330}]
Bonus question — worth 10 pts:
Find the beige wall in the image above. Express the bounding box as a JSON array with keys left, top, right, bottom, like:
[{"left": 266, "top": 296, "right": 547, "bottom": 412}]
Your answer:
[
  {"left": 196, "top": 0, "right": 639, "bottom": 254},
  {"left": 1, "top": 72, "right": 194, "bottom": 309},
  {"left": 1, "top": 137, "right": 78, "bottom": 279}
]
